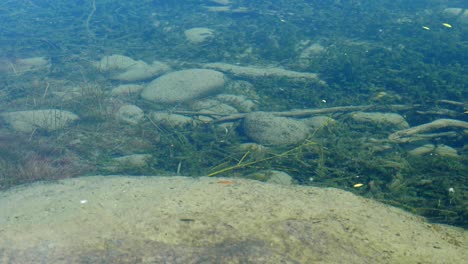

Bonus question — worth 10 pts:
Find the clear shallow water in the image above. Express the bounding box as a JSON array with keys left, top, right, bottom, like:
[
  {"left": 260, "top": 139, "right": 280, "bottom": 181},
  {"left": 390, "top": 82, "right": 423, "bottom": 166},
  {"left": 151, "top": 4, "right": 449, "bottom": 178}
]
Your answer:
[{"left": 0, "top": 0, "right": 466, "bottom": 228}]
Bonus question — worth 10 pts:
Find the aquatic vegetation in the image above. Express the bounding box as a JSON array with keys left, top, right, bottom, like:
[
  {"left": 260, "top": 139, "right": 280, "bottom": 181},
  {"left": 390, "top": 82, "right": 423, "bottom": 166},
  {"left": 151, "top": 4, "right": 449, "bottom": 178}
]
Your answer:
[
  {"left": 0, "top": 133, "right": 88, "bottom": 189},
  {"left": 0, "top": 0, "right": 466, "bottom": 228}
]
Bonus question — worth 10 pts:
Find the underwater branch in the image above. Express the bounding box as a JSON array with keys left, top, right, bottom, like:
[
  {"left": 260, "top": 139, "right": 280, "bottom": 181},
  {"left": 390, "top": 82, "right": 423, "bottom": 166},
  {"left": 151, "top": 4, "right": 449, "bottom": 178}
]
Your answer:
[
  {"left": 389, "top": 118, "right": 468, "bottom": 143},
  {"left": 174, "top": 104, "right": 416, "bottom": 123}
]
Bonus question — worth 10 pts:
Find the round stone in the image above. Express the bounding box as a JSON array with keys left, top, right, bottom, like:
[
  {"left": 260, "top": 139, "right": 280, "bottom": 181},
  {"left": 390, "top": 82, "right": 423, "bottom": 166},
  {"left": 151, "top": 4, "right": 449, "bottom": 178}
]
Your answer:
[
  {"left": 243, "top": 112, "right": 309, "bottom": 146},
  {"left": 115, "top": 105, "right": 144, "bottom": 125},
  {"left": 141, "top": 69, "right": 225, "bottom": 104},
  {"left": 184, "top": 27, "right": 215, "bottom": 44},
  {"left": 1, "top": 109, "right": 79, "bottom": 133}
]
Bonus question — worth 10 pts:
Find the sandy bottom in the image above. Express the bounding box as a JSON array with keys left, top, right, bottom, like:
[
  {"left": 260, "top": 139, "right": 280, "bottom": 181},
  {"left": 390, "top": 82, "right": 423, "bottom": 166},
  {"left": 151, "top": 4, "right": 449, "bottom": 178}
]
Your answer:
[{"left": 0, "top": 175, "right": 466, "bottom": 263}]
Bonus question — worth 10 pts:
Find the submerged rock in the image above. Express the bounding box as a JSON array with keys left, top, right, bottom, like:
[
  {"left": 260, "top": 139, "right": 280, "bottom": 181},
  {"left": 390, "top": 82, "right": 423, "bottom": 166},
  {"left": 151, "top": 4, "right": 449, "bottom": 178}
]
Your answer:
[
  {"left": 93, "top": 54, "right": 137, "bottom": 71},
  {"left": 110, "top": 84, "right": 145, "bottom": 96},
  {"left": 150, "top": 112, "right": 196, "bottom": 127},
  {"left": 247, "top": 170, "right": 294, "bottom": 185},
  {"left": 0, "top": 56, "right": 50, "bottom": 75},
  {"left": 243, "top": 112, "right": 309, "bottom": 146},
  {"left": 112, "top": 61, "right": 170, "bottom": 82},
  {"left": 351, "top": 112, "right": 409, "bottom": 130},
  {"left": 112, "top": 154, "right": 152, "bottom": 167},
  {"left": 184, "top": 27, "right": 215, "bottom": 44},
  {"left": 214, "top": 94, "right": 256, "bottom": 112},
  {"left": 190, "top": 98, "right": 239, "bottom": 115},
  {"left": 93, "top": 54, "right": 170, "bottom": 82},
  {"left": 1, "top": 109, "right": 79, "bottom": 133},
  {"left": 141, "top": 69, "right": 225, "bottom": 104},
  {"left": 250, "top": 170, "right": 293, "bottom": 185},
  {"left": 115, "top": 104, "right": 144, "bottom": 125},
  {"left": 303, "top": 116, "right": 336, "bottom": 130},
  {"left": 299, "top": 42, "right": 326, "bottom": 61},
  {"left": 265, "top": 170, "right": 294, "bottom": 185},
  {"left": 0, "top": 176, "right": 465, "bottom": 263}
]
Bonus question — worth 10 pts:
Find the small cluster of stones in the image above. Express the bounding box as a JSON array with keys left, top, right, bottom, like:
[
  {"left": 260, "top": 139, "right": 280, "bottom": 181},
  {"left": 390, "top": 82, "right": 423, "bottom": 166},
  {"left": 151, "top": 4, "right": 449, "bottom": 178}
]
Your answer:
[{"left": 1, "top": 52, "right": 465, "bottom": 179}]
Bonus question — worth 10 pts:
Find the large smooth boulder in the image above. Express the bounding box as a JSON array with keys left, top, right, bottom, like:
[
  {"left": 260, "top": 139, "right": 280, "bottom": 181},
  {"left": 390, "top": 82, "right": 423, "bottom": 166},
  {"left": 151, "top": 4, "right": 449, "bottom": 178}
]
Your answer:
[
  {"left": 1, "top": 109, "right": 79, "bottom": 133},
  {"left": 243, "top": 112, "right": 309, "bottom": 146},
  {"left": 0, "top": 176, "right": 465, "bottom": 263},
  {"left": 141, "top": 69, "right": 225, "bottom": 103}
]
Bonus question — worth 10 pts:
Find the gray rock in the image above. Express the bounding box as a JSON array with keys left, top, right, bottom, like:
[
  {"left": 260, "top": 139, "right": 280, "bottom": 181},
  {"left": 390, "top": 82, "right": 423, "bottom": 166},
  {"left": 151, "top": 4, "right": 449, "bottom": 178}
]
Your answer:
[
  {"left": 111, "top": 61, "right": 170, "bottom": 82},
  {"left": 299, "top": 42, "right": 326, "bottom": 60},
  {"left": 150, "top": 112, "right": 196, "bottom": 127},
  {"left": 190, "top": 99, "right": 239, "bottom": 115},
  {"left": 243, "top": 112, "right": 309, "bottom": 146},
  {"left": 110, "top": 84, "right": 145, "bottom": 96},
  {"left": 93, "top": 54, "right": 170, "bottom": 82},
  {"left": 304, "top": 116, "right": 336, "bottom": 130},
  {"left": 1, "top": 109, "right": 79, "bottom": 133},
  {"left": 351, "top": 112, "right": 409, "bottom": 130},
  {"left": 265, "top": 170, "right": 294, "bottom": 185},
  {"left": 4, "top": 57, "right": 50, "bottom": 75},
  {"left": 184, "top": 27, "right": 215, "bottom": 44},
  {"left": 115, "top": 105, "right": 144, "bottom": 124},
  {"left": 105, "top": 154, "right": 152, "bottom": 173},
  {"left": 141, "top": 69, "right": 225, "bottom": 103},
  {"left": 93, "top": 54, "right": 137, "bottom": 71},
  {"left": 215, "top": 94, "right": 256, "bottom": 112}
]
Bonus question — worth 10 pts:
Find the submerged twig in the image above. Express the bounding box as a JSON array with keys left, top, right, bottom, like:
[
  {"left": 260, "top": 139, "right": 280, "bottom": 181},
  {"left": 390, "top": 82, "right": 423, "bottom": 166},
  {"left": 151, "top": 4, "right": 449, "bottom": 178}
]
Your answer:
[
  {"left": 389, "top": 119, "right": 468, "bottom": 143},
  {"left": 207, "top": 140, "right": 317, "bottom": 177},
  {"left": 85, "top": 0, "right": 96, "bottom": 38},
  {"left": 174, "top": 104, "right": 417, "bottom": 123}
]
